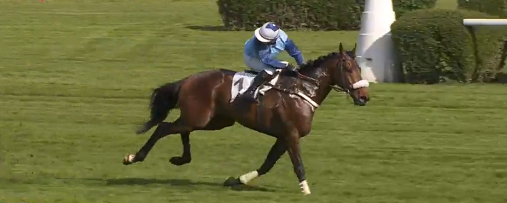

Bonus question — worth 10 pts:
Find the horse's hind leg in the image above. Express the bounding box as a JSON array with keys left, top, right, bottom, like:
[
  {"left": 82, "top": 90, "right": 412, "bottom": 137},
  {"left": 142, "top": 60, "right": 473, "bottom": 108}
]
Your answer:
[
  {"left": 123, "top": 118, "right": 193, "bottom": 165},
  {"left": 169, "top": 115, "right": 235, "bottom": 166},
  {"left": 123, "top": 115, "right": 235, "bottom": 166},
  {"left": 168, "top": 132, "right": 191, "bottom": 166}
]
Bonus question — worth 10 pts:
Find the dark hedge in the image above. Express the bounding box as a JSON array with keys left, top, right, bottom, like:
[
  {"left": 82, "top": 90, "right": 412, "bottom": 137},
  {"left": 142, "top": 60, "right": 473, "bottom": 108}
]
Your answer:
[
  {"left": 217, "top": 0, "right": 437, "bottom": 31},
  {"left": 391, "top": 9, "right": 507, "bottom": 83}
]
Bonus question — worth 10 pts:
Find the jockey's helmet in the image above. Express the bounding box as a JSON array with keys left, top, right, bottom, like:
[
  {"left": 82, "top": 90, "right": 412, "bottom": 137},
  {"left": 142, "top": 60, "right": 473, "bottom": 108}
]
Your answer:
[{"left": 254, "top": 22, "right": 280, "bottom": 43}]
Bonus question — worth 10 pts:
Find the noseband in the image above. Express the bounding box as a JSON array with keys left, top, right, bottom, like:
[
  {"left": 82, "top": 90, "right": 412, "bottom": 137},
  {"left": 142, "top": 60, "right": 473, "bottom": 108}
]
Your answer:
[{"left": 331, "top": 57, "right": 369, "bottom": 95}]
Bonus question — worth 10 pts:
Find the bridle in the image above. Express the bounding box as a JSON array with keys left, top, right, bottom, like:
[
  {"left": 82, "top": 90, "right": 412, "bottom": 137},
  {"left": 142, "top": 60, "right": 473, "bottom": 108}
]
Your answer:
[
  {"left": 331, "top": 57, "right": 355, "bottom": 95},
  {"left": 294, "top": 55, "right": 357, "bottom": 96}
]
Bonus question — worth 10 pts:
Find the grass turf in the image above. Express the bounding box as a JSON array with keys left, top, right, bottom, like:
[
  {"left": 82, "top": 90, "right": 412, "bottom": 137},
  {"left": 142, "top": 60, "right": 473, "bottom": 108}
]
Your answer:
[{"left": 1, "top": 0, "right": 506, "bottom": 202}]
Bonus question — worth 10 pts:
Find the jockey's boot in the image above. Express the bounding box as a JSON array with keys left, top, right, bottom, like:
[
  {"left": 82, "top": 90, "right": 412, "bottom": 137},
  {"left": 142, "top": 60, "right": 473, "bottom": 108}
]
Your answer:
[{"left": 242, "top": 71, "right": 274, "bottom": 102}]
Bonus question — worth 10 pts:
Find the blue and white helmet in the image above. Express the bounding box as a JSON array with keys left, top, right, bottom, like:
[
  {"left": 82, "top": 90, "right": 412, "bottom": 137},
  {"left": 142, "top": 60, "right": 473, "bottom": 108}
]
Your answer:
[{"left": 254, "top": 22, "right": 280, "bottom": 43}]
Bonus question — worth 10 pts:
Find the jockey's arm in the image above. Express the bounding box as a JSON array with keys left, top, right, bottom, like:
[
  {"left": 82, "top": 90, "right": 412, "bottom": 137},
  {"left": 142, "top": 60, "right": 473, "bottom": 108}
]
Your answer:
[
  {"left": 259, "top": 50, "right": 289, "bottom": 69},
  {"left": 284, "top": 39, "right": 304, "bottom": 65}
]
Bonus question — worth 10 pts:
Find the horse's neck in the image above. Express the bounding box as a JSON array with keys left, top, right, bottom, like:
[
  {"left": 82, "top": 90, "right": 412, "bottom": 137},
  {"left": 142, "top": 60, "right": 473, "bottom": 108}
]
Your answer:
[
  {"left": 299, "top": 68, "right": 333, "bottom": 106},
  {"left": 312, "top": 78, "right": 332, "bottom": 106}
]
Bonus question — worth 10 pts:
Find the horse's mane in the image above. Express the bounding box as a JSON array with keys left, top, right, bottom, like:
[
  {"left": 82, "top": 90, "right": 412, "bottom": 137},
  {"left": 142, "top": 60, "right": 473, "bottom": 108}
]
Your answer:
[
  {"left": 298, "top": 52, "right": 338, "bottom": 72},
  {"left": 298, "top": 51, "right": 355, "bottom": 73},
  {"left": 299, "top": 52, "right": 339, "bottom": 72}
]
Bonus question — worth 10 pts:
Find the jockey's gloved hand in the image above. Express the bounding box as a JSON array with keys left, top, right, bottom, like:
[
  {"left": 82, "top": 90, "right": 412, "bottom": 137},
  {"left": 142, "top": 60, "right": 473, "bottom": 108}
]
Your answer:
[{"left": 286, "top": 63, "right": 298, "bottom": 72}]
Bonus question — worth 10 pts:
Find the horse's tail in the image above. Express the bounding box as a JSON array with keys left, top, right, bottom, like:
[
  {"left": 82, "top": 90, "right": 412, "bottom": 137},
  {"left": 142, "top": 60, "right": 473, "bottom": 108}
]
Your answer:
[{"left": 136, "top": 80, "right": 183, "bottom": 135}]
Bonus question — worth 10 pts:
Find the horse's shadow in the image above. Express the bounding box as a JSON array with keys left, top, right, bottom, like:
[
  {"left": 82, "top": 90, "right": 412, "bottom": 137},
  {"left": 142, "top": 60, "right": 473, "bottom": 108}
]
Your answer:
[{"left": 93, "top": 177, "right": 276, "bottom": 192}]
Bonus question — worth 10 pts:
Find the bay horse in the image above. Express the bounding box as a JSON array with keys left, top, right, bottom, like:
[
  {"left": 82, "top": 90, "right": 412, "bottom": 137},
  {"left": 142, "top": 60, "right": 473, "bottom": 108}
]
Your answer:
[{"left": 122, "top": 43, "right": 370, "bottom": 195}]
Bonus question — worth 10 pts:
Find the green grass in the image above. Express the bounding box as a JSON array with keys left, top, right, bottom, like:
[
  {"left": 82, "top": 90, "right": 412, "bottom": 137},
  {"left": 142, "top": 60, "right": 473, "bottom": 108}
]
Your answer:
[
  {"left": 436, "top": 0, "right": 458, "bottom": 9},
  {"left": 1, "top": 0, "right": 507, "bottom": 202}
]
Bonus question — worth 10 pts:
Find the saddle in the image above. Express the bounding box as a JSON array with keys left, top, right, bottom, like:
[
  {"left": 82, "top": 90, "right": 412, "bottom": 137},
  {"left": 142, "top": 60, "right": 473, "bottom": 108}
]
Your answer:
[
  {"left": 242, "top": 69, "right": 298, "bottom": 77},
  {"left": 242, "top": 69, "right": 318, "bottom": 98},
  {"left": 231, "top": 68, "right": 320, "bottom": 109}
]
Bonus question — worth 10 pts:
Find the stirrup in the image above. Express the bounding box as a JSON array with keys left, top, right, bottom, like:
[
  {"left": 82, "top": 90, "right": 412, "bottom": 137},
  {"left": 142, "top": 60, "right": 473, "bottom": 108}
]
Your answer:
[
  {"left": 243, "top": 90, "right": 255, "bottom": 97},
  {"left": 241, "top": 88, "right": 257, "bottom": 101}
]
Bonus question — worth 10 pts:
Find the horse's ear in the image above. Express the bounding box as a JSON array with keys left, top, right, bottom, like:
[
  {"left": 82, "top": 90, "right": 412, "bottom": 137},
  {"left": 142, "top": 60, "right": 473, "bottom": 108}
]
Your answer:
[{"left": 339, "top": 43, "right": 344, "bottom": 53}]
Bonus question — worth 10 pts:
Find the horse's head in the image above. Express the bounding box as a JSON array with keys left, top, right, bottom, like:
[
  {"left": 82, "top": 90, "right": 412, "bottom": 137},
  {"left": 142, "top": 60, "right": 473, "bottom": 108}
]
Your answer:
[{"left": 329, "top": 43, "right": 370, "bottom": 106}]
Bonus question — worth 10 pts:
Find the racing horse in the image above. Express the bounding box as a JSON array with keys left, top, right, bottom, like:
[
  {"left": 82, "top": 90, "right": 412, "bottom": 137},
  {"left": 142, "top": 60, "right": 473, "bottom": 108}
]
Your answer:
[{"left": 122, "top": 43, "right": 370, "bottom": 195}]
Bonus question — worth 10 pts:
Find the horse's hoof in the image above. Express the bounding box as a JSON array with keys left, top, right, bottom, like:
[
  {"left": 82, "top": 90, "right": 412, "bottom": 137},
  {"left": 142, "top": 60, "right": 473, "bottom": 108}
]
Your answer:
[
  {"left": 123, "top": 154, "right": 135, "bottom": 165},
  {"left": 223, "top": 177, "right": 243, "bottom": 187},
  {"left": 169, "top": 156, "right": 191, "bottom": 166}
]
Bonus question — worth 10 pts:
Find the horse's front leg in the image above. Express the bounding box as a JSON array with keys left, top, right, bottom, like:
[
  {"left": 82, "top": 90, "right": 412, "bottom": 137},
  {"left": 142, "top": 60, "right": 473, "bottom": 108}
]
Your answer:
[
  {"left": 285, "top": 133, "right": 311, "bottom": 195},
  {"left": 223, "top": 138, "right": 286, "bottom": 186}
]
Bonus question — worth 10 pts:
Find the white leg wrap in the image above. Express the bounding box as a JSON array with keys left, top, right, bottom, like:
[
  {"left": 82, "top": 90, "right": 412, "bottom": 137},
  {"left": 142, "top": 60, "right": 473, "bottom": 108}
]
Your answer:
[
  {"left": 127, "top": 154, "right": 135, "bottom": 162},
  {"left": 299, "top": 180, "right": 311, "bottom": 195},
  {"left": 239, "top": 171, "right": 259, "bottom": 184}
]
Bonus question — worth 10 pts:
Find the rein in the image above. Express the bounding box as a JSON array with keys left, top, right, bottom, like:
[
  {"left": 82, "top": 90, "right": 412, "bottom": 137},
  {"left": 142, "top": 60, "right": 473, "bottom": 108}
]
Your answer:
[
  {"left": 293, "top": 59, "right": 358, "bottom": 104},
  {"left": 295, "top": 62, "right": 352, "bottom": 95}
]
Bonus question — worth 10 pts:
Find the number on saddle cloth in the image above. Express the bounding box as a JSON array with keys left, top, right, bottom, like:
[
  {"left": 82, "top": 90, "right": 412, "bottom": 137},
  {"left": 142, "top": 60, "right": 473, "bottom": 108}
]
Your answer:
[{"left": 230, "top": 70, "right": 281, "bottom": 103}]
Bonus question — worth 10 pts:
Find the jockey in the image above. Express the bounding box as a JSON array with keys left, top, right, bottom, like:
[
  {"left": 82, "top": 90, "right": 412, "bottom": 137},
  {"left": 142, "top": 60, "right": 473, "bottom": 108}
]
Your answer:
[{"left": 240, "top": 22, "right": 305, "bottom": 101}]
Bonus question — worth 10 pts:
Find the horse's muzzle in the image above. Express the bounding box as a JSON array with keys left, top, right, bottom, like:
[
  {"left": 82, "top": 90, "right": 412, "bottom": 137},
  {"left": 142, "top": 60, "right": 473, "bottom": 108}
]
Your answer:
[
  {"left": 353, "top": 95, "right": 369, "bottom": 106},
  {"left": 350, "top": 80, "right": 369, "bottom": 106}
]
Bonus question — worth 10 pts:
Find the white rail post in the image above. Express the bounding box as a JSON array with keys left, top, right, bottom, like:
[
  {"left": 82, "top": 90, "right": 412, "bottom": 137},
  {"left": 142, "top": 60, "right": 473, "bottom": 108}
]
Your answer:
[{"left": 355, "top": 0, "right": 397, "bottom": 83}]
